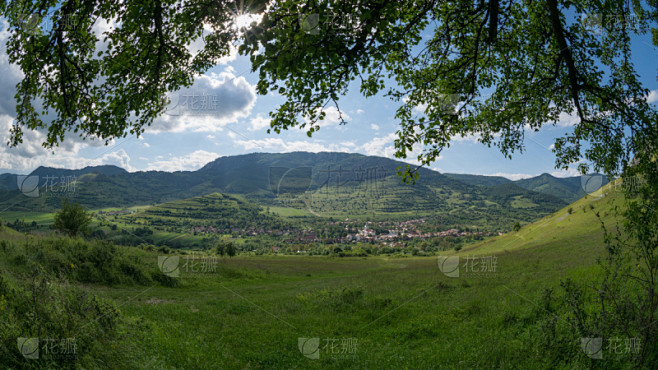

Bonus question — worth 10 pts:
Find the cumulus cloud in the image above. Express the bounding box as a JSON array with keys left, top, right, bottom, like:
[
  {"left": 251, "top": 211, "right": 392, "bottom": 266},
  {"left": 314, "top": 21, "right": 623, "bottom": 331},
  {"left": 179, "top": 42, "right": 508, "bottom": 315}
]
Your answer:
[
  {"left": 647, "top": 89, "right": 658, "bottom": 104},
  {"left": 144, "top": 150, "right": 221, "bottom": 172},
  {"left": 554, "top": 111, "right": 580, "bottom": 127},
  {"left": 303, "top": 106, "right": 350, "bottom": 129},
  {"left": 0, "top": 112, "right": 118, "bottom": 171},
  {"left": 361, "top": 133, "right": 397, "bottom": 158},
  {"left": 0, "top": 19, "right": 142, "bottom": 172},
  {"left": 0, "top": 130, "right": 135, "bottom": 173},
  {"left": 247, "top": 114, "right": 271, "bottom": 131},
  {"left": 149, "top": 70, "right": 256, "bottom": 133},
  {"left": 359, "top": 132, "right": 430, "bottom": 165},
  {"left": 450, "top": 133, "right": 482, "bottom": 143},
  {"left": 0, "top": 21, "right": 24, "bottom": 117},
  {"left": 187, "top": 26, "right": 239, "bottom": 65},
  {"left": 233, "top": 137, "right": 354, "bottom": 153},
  {"left": 479, "top": 172, "right": 536, "bottom": 181},
  {"left": 370, "top": 123, "right": 380, "bottom": 131},
  {"left": 550, "top": 168, "right": 583, "bottom": 178},
  {"left": 91, "top": 17, "right": 117, "bottom": 54}
]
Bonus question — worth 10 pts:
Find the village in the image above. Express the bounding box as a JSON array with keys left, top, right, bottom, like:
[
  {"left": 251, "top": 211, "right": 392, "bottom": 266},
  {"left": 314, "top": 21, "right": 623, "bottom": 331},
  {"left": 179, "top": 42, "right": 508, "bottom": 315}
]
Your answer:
[{"left": 188, "top": 217, "right": 497, "bottom": 245}]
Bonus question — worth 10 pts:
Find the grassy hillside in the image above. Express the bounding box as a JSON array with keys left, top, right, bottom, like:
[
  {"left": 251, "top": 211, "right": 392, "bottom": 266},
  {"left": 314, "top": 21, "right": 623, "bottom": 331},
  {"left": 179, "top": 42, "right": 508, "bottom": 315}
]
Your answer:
[
  {"left": 458, "top": 179, "right": 619, "bottom": 255},
  {"left": 1, "top": 178, "right": 645, "bottom": 368},
  {"left": 0, "top": 153, "right": 568, "bottom": 230},
  {"left": 514, "top": 173, "right": 609, "bottom": 204},
  {"left": 446, "top": 171, "right": 610, "bottom": 204}
]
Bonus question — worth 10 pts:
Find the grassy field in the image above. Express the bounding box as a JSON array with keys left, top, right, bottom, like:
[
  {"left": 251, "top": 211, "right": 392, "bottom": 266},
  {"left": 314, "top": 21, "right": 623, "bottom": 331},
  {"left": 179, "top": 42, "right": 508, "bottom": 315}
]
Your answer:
[
  {"left": 85, "top": 239, "right": 608, "bottom": 368},
  {"left": 0, "top": 181, "right": 644, "bottom": 368}
]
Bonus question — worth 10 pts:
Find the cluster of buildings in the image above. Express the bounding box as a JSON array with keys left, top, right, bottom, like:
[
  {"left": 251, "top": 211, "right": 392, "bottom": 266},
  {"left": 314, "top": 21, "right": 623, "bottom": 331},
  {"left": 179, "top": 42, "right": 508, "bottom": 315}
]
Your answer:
[
  {"left": 187, "top": 218, "right": 491, "bottom": 245},
  {"left": 345, "top": 223, "right": 472, "bottom": 243}
]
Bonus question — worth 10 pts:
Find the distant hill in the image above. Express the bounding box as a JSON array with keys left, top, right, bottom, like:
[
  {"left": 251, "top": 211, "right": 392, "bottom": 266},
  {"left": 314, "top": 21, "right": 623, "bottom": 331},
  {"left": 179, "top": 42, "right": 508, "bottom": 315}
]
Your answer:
[
  {"left": 0, "top": 165, "right": 128, "bottom": 191},
  {"left": 445, "top": 171, "right": 609, "bottom": 203},
  {"left": 0, "top": 152, "right": 570, "bottom": 229},
  {"left": 515, "top": 173, "right": 608, "bottom": 204},
  {"left": 30, "top": 165, "right": 128, "bottom": 178}
]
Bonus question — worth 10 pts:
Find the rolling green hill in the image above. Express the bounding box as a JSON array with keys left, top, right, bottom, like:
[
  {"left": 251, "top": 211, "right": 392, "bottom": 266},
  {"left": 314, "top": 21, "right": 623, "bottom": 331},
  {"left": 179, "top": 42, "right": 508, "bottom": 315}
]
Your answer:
[
  {"left": 514, "top": 173, "right": 609, "bottom": 204},
  {"left": 0, "top": 153, "right": 572, "bottom": 231},
  {"left": 455, "top": 179, "right": 619, "bottom": 255},
  {"left": 0, "top": 177, "right": 644, "bottom": 368},
  {"left": 446, "top": 171, "right": 610, "bottom": 203}
]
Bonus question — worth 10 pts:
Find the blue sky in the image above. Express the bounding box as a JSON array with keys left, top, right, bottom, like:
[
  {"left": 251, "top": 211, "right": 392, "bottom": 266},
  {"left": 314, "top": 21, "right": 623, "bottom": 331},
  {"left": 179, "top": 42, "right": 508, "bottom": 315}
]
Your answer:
[{"left": 0, "top": 13, "right": 656, "bottom": 180}]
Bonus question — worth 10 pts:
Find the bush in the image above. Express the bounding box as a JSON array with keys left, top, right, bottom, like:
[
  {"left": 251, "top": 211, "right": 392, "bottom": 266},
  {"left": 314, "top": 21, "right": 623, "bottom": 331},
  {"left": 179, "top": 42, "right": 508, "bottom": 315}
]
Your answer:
[
  {"left": 7, "top": 237, "right": 170, "bottom": 287},
  {"left": 53, "top": 199, "right": 92, "bottom": 237},
  {"left": 0, "top": 268, "right": 120, "bottom": 367}
]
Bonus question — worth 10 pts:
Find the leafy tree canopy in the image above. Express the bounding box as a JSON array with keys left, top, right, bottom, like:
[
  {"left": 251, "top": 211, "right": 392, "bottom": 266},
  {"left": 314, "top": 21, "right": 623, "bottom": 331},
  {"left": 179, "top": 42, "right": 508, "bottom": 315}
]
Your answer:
[{"left": 2, "top": 0, "right": 657, "bottom": 179}]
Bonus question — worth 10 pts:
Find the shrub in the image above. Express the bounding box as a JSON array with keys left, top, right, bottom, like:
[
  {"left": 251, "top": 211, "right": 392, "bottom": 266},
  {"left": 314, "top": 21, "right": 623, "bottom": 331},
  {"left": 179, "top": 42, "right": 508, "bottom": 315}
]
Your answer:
[
  {"left": 53, "top": 199, "right": 92, "bottom": 237},
  {"left": 0, "top": 268, "right": 120, "bottom": 367}
]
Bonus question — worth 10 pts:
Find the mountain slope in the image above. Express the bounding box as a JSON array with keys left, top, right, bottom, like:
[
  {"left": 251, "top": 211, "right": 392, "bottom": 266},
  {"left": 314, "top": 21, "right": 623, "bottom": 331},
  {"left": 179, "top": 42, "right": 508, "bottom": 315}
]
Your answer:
[
  {"left": 0, "top": 152, "right": 568, "bottom": 230},
  {"left": 446, "top": 171, "right": 610, "bottom": 203},
  {"left": 514, "top": 173, "right": 608, "bottom": 204},
  {"left": 456, "top": 180, "right": 620, "bottom": 255}
]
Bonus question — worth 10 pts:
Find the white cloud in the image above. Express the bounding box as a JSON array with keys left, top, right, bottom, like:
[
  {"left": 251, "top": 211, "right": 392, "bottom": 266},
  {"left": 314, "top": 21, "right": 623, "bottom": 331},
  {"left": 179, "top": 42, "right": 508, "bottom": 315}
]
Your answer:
[
  {"left": 555, "top": 111, "right": 579, "bottom": 127},
  {"left": 234, "top": 138, "right": 353, "bottom": 153},
  {"left": 247, "top": 115, "right": 271, "bottom": 131},
  {"left": 0, "top": 21, "right": 25, "bottom": 117},
  {"left": 91, "top": 17, "right": 117, "bottom": 54},
  {"left": 479, "top": 172, "right": 536, "bottom": 181},
  {"left": 647, "top": 89, "right": 658, "bottom": 104},
  {"left": 145, "top": 150, "right": 220, "bottom": 172},
  {"left": 450, "top": 133, "right": 482, "bottom": 143},
  {"left": 0, "top": 127, "right": 136, "bottom": 172},
  {"left": 361, "top": 133, "right": 397, "bottom": 158},
  {"left": 356, "top": 109, "right": 364, "bottom": 114},
  {"left": 370, "top": 123, "right": 380, "bottom": 131},
  {"left": 358, "top": 132, "right": 430, "bottom": 165},
  {"left": 550, "top": 168, "right": 582, "bottom": 178},
  {"left": 303, "top": 106, "right": 350, "bottom": 129},
  {"left": 0, "top": 113, "right": 119, "bottom": 171},
  {"left": 0, "top": 19, "right": 239, "bottom": 173},
  {"left": 149, "top": 71, "right": 256, "bottom": 133},
  {"left": 186, "top": 25, "right": 239, "bottom": 65}
]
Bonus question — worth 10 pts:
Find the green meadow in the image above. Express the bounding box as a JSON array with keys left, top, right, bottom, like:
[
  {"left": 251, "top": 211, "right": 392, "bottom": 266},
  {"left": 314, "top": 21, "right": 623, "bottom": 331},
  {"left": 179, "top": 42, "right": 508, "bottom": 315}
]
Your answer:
[{"left": 1, "top": 182, "right": 643, "bottom": 368}]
